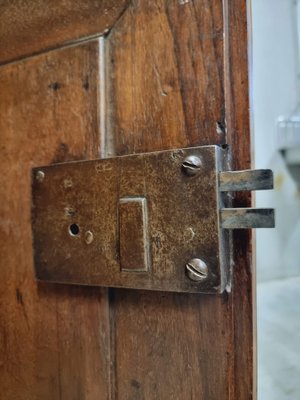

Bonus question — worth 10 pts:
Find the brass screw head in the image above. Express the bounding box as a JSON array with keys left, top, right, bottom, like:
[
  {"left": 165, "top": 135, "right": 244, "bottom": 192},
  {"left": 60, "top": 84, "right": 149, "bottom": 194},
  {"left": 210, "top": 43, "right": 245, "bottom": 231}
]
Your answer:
[
  {"left": 185, "top": 258, "right": 208, "bottom": 282},
  {"left": 182, "top": 155, "right": 202, "bottom": 176}
]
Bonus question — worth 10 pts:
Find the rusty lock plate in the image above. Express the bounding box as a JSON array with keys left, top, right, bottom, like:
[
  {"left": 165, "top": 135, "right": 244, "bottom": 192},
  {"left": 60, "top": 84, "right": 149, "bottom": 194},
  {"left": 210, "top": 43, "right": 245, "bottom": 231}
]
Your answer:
[{"left": 31, "top": 145, "right": 274, "bottom": 294}]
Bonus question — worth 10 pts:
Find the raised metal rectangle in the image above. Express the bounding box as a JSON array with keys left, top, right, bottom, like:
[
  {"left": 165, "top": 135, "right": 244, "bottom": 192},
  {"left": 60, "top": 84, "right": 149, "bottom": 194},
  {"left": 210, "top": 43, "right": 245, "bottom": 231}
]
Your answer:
[
  {"left": 32, "top": 146, "right": 226, "bottom": 294},
  {"left": 219, "top": 169, "right": 273, "bottom": 192},
  {"left": 220, "top": 208, "right": 275, "bottom": 229},
  {"left": 119, "top": 197, "right": 149, "bottom": 272}
]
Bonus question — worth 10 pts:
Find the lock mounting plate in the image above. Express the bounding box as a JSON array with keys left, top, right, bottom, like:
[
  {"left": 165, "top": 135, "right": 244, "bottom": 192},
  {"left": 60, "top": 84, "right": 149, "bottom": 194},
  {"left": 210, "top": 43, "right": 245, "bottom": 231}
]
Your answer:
[{"left": 31, "top": 145, "right": 274, "bottom": 294}]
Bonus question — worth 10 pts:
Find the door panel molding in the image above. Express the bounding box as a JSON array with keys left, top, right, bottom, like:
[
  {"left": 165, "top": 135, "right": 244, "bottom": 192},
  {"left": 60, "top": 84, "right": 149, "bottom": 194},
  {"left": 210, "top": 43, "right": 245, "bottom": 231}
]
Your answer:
[
  {"left": 0, "top": 0, "right": 130, "bottom": 65},
  {"left": 0, "top": 39, "right": 111, "bottom": 399}
]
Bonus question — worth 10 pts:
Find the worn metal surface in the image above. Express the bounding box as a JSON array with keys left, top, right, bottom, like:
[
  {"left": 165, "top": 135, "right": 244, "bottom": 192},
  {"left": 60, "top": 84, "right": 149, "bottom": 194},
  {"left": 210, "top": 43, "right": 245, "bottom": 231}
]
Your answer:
[
  {"left": 32, "top": 145, "right": 227, "bottom": 294},
  {"left": 219, "top": 169, "right": 273, "bottom": 192},
  {"left": 220, "top": 208, "right": 275, "bottom": 229},
  {"left": 119, "top": 197, "right": 149, "bottom": 272}
]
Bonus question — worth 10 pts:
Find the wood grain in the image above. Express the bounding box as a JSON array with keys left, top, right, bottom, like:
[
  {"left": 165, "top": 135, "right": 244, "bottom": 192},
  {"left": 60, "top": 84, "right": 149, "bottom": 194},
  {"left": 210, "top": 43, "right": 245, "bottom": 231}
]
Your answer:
[
  {"left": 107, "top": 0, "right": 225, "bottom": 156},
  {"left": 0, "top": 0, "right": 254, "bottom": 398},
  {"left": 0, "top": 40, "right": 110, "bottom": 400},
  {"left": 111, "top": 290, "right": 231, "bottom": 399},
  {"left": 223, "top": 1, "right": 254, "bottom": 398},
  {"left": 106, "top": 0, "right": 239, "bottom": 399},
  {"left": 0, "top": 0, "right": 129, "bottom": 65}
]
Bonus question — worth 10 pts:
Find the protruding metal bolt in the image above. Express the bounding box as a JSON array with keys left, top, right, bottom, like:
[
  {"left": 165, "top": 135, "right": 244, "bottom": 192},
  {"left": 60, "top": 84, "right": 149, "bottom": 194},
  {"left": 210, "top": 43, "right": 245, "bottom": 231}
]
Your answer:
[
  {"left": 182, "top": 155, "right": 202, "bottom": 176},
  {"left": 84, "top": 231, "right": 94, "bottom": 245},
  {"left": 185, "top": 258, "right": 208, "bottom": 282},
  {"left": 36, "top": 170, "right": 45, "bottom": 182}
]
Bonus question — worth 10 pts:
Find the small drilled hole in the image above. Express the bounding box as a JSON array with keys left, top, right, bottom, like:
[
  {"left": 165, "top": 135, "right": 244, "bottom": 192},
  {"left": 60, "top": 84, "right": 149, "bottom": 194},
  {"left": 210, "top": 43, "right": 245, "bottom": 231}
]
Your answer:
[
  {"left": 69, "top": 223, "right": 80, "bottom": 236},
  {"left": 221, "top": 144, "right": 229, "bottom": 150}
]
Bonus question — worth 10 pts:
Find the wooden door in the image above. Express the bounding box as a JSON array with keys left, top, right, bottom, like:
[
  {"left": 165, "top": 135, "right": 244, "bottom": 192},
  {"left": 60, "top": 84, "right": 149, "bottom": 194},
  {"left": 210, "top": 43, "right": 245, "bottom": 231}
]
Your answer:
[{"left": 0, "top": 1, "right": 253, "bottom": 399}]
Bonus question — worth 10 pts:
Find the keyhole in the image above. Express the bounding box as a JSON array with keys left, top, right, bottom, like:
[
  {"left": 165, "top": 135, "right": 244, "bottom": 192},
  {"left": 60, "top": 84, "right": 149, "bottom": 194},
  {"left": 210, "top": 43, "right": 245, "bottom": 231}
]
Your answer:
[{"left": 69, "top": 223, "right": 80, "bottom": 236}]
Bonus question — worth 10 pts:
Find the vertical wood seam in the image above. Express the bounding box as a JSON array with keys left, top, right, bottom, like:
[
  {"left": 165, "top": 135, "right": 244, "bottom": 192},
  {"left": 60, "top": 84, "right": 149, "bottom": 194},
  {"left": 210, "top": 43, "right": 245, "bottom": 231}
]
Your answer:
[
  {"left": 223, "top": 0, "right": 253, "bottom": 399},
  {"left": 222, "top": 3, "right": 235, "bottom": 399},
  {"left": 99, "top": 37, "right": 107, "bottom": 158}
]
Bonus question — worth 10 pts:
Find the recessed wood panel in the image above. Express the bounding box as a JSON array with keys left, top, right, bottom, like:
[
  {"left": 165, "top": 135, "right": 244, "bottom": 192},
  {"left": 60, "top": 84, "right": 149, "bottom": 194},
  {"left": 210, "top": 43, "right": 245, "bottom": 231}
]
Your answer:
[
  {"left": 224, "top": 1, "right": 254, "bottom": 397},
  {"left": 0, "top": 40, "right": 110, "bottom": 399}
]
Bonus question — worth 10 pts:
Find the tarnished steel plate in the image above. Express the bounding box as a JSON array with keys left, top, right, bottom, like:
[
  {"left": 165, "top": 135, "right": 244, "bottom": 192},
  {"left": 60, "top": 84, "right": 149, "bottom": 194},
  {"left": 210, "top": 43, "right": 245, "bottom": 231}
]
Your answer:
[{"left": 32, "top": 146, "right": 227, "bottom": 293}]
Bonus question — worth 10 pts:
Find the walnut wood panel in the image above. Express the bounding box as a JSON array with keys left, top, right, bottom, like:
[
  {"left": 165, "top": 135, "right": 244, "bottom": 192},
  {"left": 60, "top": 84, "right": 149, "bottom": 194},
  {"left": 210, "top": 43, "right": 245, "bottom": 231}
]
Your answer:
[
  {"left": 0, "top": 41, "right": 110, "bottom": 399},
  {"left": 0, "top": 1, "right": 253, "bottom": 398},
  {"left": 0, "top": 0, "right": 129, "bottom": 65},
  {"left": 105, "top": 0, "right": 250, "bottom": 399},
  {"left": 107, "top": 0, "right": 225, "bottom": 156}
]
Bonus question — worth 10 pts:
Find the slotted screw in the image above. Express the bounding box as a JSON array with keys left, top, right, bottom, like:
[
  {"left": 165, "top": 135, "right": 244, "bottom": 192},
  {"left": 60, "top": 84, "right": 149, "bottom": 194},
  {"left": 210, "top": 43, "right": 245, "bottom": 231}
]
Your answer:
[
  {"left": 185, "top": 258, "right": 208, "bottom": 282},
  {"left": 182, "top": 155, "right": 202, "bottom": 176}
]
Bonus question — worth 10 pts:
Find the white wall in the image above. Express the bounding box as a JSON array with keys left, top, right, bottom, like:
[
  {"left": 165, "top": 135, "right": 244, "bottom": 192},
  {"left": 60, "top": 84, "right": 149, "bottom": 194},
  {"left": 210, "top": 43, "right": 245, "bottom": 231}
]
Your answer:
[{"left": 252, "top": 0, "right": 300, "bottom": 281}]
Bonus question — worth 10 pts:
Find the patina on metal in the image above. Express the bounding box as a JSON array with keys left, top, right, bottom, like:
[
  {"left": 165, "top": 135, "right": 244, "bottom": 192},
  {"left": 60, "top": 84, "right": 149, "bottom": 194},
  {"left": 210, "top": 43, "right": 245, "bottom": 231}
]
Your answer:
[
  {"left": 31, "top": 145, "right": 275, "bottom": 294},
  {"left": 32, "top": 146, "right": 227, "bottom": 293},
  {"left": 219, "top": 169, "right": 273, "bottom": 192}
]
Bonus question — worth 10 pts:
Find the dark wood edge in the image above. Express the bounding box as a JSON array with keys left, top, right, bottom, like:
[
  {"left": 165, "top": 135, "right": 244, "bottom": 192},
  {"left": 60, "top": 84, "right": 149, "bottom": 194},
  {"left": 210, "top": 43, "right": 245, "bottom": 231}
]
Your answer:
[{"left": 224, "top": 0, "right": 255, "bottom": 399}]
